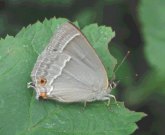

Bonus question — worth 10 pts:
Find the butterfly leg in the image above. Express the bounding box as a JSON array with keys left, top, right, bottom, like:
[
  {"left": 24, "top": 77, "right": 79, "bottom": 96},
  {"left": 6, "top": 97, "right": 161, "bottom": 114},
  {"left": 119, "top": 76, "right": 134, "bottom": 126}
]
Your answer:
[
  {"left": 83, "top": 101, "right": 87, "bottom": 108},
  {"left": 106, "top": 97, "right": 111, "bottom": 106},
  {"left": 106, "top": 94, "right": 119, "bottom": 106},
  {"left": 108, "top": 94, "right": 117, "bottom": 103},
  {"left": 98, "top": 96, "right": 111, "bottom": 106},
  {"left": 79, "top": 102, "right": 87, "bottom": 112}
]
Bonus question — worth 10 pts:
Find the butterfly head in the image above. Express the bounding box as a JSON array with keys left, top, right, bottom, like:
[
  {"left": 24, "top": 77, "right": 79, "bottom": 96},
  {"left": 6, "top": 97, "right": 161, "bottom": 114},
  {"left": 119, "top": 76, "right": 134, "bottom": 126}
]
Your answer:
[{"left": 109, "top": 80, "right": 119, "bottom": 90}]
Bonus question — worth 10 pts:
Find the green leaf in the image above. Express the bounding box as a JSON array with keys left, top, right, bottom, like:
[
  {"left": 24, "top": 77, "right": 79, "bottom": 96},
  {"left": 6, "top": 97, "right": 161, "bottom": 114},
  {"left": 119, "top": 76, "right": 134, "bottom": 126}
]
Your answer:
[
  {"left": 0, "top": 17, "right": 145, "bottom": 135},
  {"left": 139, "top": 0, "right": 165, "bottom": 75}
]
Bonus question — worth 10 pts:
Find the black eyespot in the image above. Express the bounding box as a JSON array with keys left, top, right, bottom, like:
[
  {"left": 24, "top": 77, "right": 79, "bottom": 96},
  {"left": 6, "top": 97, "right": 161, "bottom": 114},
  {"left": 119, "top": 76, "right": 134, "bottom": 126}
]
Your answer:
[{"left": 38, "top": 77, "right": 47, "bottom": 86}]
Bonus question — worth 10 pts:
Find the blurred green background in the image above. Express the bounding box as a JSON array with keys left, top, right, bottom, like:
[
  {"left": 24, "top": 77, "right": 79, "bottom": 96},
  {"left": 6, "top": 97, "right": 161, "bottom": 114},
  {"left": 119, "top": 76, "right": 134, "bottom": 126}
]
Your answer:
[{"left": 0, "top": 0, "right": 164, "bottom": 135}]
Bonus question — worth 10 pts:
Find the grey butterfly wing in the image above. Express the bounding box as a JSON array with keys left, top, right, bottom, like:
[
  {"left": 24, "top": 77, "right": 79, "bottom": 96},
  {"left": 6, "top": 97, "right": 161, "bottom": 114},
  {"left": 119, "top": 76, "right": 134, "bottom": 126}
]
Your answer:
[
  {"left": 31, "top": 51, "right": 70, "bottom": 86},
  {"left": 31, "top": 22, "right": 109, "bottom": 102},
  {"left": 48, "top": 23, "right": 108, "bottom": 102},
  {"left": 31, "top": 23, "right": 76, "bottom": 89},
  {"left": 31, "top": 22, "right": 78, "bottom": 82}
]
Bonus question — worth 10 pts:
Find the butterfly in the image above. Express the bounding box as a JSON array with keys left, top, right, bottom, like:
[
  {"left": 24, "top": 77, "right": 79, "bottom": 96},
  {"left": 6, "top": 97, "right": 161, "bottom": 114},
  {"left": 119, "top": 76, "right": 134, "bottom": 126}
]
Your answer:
[{"left": 27, "top": 22, "right": 117, "bottom": 104}]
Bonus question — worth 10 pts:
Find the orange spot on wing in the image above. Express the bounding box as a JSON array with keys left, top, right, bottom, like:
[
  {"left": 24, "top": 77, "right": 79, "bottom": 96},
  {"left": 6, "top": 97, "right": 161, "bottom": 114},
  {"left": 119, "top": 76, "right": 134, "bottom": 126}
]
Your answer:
[{"left": 40, "top": 92, "right": 47, "bottom": 99}]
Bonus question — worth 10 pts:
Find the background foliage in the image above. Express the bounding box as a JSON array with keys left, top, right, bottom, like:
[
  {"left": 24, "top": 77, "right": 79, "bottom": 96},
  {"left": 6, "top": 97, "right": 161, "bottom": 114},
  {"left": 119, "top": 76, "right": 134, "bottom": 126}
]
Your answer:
[{"left": 0, "top": 0, "right": 164, "bottom": 135}]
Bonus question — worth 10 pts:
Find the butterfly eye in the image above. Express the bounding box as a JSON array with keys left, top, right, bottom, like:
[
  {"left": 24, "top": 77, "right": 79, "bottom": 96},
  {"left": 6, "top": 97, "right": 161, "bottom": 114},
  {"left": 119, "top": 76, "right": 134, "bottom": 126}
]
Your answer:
[{"left": 38, "top": 77, "right": 47, "bottom": 86}]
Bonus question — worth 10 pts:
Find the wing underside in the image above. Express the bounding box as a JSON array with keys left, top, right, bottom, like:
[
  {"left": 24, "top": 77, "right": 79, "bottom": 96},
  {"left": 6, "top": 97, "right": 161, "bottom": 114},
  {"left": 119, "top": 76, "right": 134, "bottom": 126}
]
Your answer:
[{"left": 31, "top": 22, "right": 109, "bottom": 102}]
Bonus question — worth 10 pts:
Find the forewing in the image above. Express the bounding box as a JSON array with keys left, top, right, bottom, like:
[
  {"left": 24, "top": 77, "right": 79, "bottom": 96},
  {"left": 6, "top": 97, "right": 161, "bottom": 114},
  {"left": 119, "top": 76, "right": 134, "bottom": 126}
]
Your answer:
[{"left": 49, "top": 22, "right": 108, "bottom": 88}]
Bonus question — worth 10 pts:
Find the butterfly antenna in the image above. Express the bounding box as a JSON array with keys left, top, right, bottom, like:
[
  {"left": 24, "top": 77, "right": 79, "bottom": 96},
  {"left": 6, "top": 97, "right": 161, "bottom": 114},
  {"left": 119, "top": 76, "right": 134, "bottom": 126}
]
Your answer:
[
  {"left": 111, "top": 51, "right": 130, "bottom": 80},
  {"left": 117, "top": 73, "right": 139, "bottom": 81}
]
